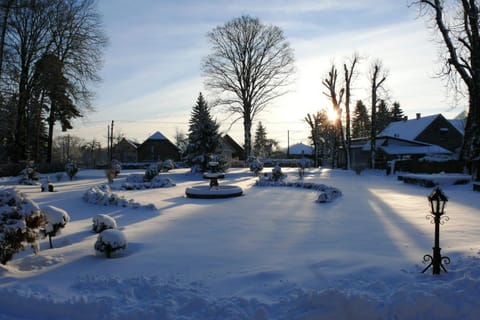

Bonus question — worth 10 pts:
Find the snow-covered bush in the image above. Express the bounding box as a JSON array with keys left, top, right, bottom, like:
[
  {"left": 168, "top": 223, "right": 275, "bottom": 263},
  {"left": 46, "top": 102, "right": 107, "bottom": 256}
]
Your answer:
[
  {"left": 316, "top": 189, "right": 342, "bottom": 203},
  {"left": 111, "top": 159, "right": 122, "bottom": 177},
  {"left": 144, "top": 163, "right": 160, "bottom": 182},
  {"left": 271, "top": 164, "right": 286, "bottom": 182},
  {"left": 248, "top": 157, "right": 264, "bottom": 176},
  {"left": 41, "top": 205, "right": 70, "bottom": 248},
  {"left": 83, "top": 184, "right": 156, "bottom": 209},
  {"left": 18, "top": 161, "right": 39, "bottom": 185},
  {"left": 0, "top": 188, "right": 45, "bottom": 264},
  {"left": 41, "top": 179, "right": 54, "bottom": 192},
  {"left": 92, "top": 214, "right": 117, "bottom": 233},
  {"left": 94, "top": 229, "right": 127, "bottom": 258},
  {"left": 161, "top": 159, "right": 175, "bottom": 172},
  {"left": 121, "top": 175, "right": 176, "bottom": 190},
  {"left": 65, "top": 162, "right": 78, "bottom": 180}
]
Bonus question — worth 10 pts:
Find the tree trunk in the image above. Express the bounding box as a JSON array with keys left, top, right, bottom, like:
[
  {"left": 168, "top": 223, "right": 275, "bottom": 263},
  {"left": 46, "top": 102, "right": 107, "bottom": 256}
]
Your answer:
[
  {"left": 243, "top": 118, "right": 252, "bottom": 161},
  {"left": 46, "top": 101, "right": 55, "bottom": 163}
]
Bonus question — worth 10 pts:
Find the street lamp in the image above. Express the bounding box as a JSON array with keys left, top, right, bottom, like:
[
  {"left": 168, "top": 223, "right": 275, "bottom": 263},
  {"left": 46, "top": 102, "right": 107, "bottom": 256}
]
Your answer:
[{"left": 422, "top": 187, "right": 450, "bottom": 275}]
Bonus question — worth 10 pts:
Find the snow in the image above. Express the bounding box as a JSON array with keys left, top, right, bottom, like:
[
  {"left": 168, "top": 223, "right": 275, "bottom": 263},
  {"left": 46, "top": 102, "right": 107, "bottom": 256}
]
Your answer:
[
  {"left": 42, "top": 205, "right": 70, "bottom": 233},
  {"left": 0, "top": 168, "right": 479, "bottom": 319},
  {"left": 92, "top": 214, "right": 117, "bottom": 233}
]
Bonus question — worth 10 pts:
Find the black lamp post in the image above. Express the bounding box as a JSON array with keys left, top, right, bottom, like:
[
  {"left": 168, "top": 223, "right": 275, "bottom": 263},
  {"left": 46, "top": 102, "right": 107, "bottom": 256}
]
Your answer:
[{"left": 422, "top": 187, "right": 451, "bottom": 275}]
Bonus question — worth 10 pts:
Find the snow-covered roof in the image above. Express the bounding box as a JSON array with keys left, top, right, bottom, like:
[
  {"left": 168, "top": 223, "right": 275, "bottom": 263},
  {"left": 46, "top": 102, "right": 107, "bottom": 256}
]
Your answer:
[
  {"left": 288, "top": 143, "right": 313, "bottom": 155},
  {"left": 362, "top": 136, "right": 452, "bottom": 156},
  {"left": 379, "top": 114, "right": 439, "bottom": 140},
  {"left": 449, "top": 118, "right": 465, "bottom": 135},
  {"left": 379, "top": 144, "right": 452, "bottom": 156},
  {"left": 147, "top": 131, "right": 167, "bottom": 140}
]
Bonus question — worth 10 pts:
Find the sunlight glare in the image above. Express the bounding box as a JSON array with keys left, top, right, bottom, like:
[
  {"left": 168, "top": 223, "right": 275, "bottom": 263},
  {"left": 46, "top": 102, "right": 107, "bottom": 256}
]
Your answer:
[{"left": 327, "top": 108, "right": 338, "bottom": 122}]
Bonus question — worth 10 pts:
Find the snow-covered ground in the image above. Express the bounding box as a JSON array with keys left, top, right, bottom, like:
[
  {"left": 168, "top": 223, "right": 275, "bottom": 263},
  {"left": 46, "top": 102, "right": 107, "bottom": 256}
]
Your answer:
[{"left": 0, "top": 167, "right": 479, "bottom": 320}]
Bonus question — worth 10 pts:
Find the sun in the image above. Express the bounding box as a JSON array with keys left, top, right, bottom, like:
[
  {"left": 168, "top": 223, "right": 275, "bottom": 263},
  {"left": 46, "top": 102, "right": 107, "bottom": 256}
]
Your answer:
[{"left": 327, "top": 108, "right": 338, "bottom": 122}]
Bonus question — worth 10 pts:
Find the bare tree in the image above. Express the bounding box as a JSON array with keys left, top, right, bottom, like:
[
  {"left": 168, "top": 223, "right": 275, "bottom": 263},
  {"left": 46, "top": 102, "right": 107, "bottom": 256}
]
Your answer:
[
  {"left": 5, "top": 0, "right": 107, "bottom": 162},
  {"left": 202, "top": 15, "right": 295, "bottom": 160},
  {"left": 369, "top": 60, "right": 387, "bottom": 169},
  {"left": 343, "top": 53, "right": 360, "bottom": 170},
  {"left": 414, "top": 0, "right": 480, "bottom": 177},
  {"left": 322, "top": 64, "right": 345, "bottom": 168}
]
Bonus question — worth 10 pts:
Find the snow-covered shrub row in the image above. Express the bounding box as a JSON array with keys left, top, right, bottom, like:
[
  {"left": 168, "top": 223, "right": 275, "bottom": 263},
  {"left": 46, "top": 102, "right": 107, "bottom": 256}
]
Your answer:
[
  {"left": 92, "top": 214, "right": 117, "bottom": 233},
  {"left": 83, "top": 184, "right": 156, "bottom": 209},
  {"left": 0, "top": 188, "right": 44, "bottom": 264},
  {"left": 41, "top": 205, "right": 70, "bottom": 248},
  {"left": 94, "top": 229, "right": 127, "bottom": 258},
  {"left": 121, "top": 174, "right": 176, "bottom": 190},
  {"left": 255, "top": 178, "right": 342, "bottom": 203}
]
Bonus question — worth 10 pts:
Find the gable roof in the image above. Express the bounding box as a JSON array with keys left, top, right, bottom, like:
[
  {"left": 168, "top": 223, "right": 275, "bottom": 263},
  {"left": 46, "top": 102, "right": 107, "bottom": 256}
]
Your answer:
[
  {"left": 146, "top": 131, "right": 168, "bottom": 141},
  {"left": 449, "top": 118, "right": 465, "bottom": 135},
  {"left": 220, "top": 134, "right": 245, "bottom": 159},
  {"left": 379, "top": 114, "right": 440, "bottom": 140}
]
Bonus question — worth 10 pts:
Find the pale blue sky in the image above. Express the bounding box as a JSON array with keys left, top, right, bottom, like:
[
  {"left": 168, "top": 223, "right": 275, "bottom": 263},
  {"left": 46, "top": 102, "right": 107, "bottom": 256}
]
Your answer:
[{"left": 70, "top": 0, "right": 464, "bottom": 148}]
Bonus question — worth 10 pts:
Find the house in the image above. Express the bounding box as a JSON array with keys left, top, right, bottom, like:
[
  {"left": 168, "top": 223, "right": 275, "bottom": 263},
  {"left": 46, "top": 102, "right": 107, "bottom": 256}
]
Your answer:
[
  {"left": 287, "top": 142, "right": 313, "bottom": 158},
  {"left": 219, "top": 134, "right": 245, "bottom": 161},
  {"left": 113, "top": 138, "right": 140, "bottom": 163},
  {"left": 137, "top": 131, "right": 180, "bottom": 162},
  {"left": 351, "top": 113, "right": 464, "bottom": 169},
  {"left": 378, "top": 113, "right": 463, "bottom": 153}
]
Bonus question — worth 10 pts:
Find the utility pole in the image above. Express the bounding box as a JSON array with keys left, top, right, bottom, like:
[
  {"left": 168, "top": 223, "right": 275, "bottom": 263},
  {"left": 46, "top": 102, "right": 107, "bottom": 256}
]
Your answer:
[
  {"left": 287, "top": 130, "right": 290, "bottom": 158},
  {"left": 110, "top": 120, "right": 114, "bottom": 161}
]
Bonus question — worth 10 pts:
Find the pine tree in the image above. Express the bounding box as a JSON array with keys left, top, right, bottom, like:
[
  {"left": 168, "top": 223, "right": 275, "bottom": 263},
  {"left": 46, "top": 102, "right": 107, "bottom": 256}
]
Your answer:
[
  {"left": 376, "top": 99, "right": 391, "bottom": 134},
  {"left": 184, "top": 93, "right": 221, "bottom": 172},
  {"left": 352, "top": 100, "right": 371, "bottom": 138},
  {"left": 390, "top": 101, "right": 405, "bottom": 122},
  {"left": 253, "top": 122, "right": 268, "bottom": 158}
]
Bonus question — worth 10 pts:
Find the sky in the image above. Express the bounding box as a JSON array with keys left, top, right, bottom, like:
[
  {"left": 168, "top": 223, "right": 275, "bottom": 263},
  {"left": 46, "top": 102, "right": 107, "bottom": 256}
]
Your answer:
[{"left": 67, "top": 0, "right": 467, "bottom": 149}]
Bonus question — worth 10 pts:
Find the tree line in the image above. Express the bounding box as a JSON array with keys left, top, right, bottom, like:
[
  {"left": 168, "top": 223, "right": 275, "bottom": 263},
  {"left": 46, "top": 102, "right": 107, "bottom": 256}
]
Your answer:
[{"left": 0, "top": 0, "right": 107, "bottom": 166}]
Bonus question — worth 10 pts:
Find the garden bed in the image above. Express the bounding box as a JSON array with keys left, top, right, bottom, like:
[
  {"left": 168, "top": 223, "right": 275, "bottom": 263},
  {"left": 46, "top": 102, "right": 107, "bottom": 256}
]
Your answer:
[{"left": 398, "top": 173, "right": 471, "bottom": 187}]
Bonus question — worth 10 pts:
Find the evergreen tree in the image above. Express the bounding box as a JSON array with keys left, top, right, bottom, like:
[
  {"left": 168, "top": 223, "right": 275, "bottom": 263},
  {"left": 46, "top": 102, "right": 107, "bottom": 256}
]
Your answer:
[
  {"left": 352, "top": 100, "right": 371, "bottom": 138},
  {"left": 376, "top": 99, "right": 391, "bottom": 134},
  {"left": 390, "top": 101, "right": 405, "bottom": 122},
  {"left": 184, "top": 93, "right": 221, "bottom": 172},
  {"left": 253, "top": 122, "right": 268, "bottom": 158}
]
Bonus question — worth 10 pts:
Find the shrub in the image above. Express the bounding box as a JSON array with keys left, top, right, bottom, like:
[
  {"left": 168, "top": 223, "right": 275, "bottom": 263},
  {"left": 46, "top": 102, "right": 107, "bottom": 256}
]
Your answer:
[
  {"left": 18, "top": 161, "right": 39, "bottom": 185},
  {"left": 144, "top": 163, "right": 160, "bottom": 182},
  {"left": 271, "top": 164, "right": 285, "bottom": 182},
  {"left": 65, "top": 162, "right": 78, "bottom": 180},
  {"left": 248, "top": 157, "right": 264, "bottom": 176},
  {"left": 0, "top": 188, "right": 44, "bottom": 264},
  {"left": 161, "top": 159, "right": 175, "bottom": 172},
  {"left": 41, "top": 178, "right": 54, "bottom": 192},
  {"left": 111, "top": 159, "right": 122, "bottom": 177},
  {"left": 92, "top": 214, "right": 117, "bottom": 233},
  {"left": 41, "top": 205, "right": 70, "bottom": 248},
  {"left": 94, "top": 229, "right": 127, "bottom": 258}
]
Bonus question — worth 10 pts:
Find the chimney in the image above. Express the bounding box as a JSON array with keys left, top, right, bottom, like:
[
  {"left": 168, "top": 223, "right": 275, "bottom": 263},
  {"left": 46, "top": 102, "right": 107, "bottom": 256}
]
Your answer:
[{"left": 416, "top": 113, "right": 421, "bottom": 120}]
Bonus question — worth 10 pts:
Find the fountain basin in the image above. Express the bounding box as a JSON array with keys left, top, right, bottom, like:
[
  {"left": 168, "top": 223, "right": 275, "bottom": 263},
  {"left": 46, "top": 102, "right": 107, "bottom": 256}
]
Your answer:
[{"left": 185, "top": 185, "right": 243, "bottom": 199}]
